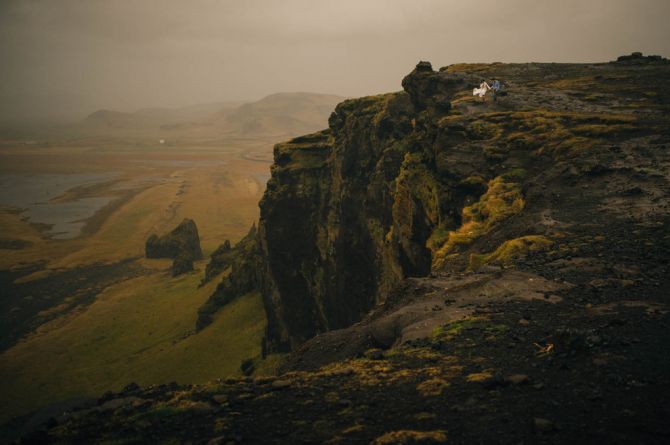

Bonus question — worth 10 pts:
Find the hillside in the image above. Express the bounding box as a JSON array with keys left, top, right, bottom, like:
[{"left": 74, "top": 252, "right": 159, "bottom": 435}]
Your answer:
[
  {"left": 213, "top": 92, "right": 347, "bottom": 137},
  {"left": 80, "top": 102, "right": 238, "bottom": 132},
  {"left": 21, "top": 54, "right": 670, "bottom": 444},
  {"left": 77, "top": 93, "right": 344, "bottom": 139}
]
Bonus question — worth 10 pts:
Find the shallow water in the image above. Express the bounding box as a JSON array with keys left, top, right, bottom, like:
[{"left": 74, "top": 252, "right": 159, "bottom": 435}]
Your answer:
[
  {"left": 0, "top": 173, "right": 117, "bottom": 239},
  {"left": 26, "top": 196, "right": 114, "bottom": 239}
]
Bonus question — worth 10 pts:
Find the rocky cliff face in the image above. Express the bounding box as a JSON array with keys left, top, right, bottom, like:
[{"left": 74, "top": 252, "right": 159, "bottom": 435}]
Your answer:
[{"left": 199, "top": 56, "right": 670, "bottom": 354}]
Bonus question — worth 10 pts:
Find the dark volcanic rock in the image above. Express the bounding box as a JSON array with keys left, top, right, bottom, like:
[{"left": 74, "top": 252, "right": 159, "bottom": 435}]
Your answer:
[
  {"left": 201, "top": 239, "right": 234, "bottom": 285},
  {"left": 171, "top": 253, "right": 194, "bottom": 277},
  {"left": 400, "top": 60, "right": 473, "bottom": 111},
  {"left": 615, "top": 51, "right": 667, "bottom": 64},
  {"left": 196, "top": 225, "right": 260, "bottom": 330},
  {"left": 145, "top": 218, "right": 202, "bottom": 260}
]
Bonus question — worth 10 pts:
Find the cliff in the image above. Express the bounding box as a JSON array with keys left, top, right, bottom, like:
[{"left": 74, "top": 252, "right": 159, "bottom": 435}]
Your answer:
[
  {"left": 198, "top": 55, "right": 670, "bottom": 354},
  {"left": 30, "top": 55, "right": 670, "bottom": 444}
]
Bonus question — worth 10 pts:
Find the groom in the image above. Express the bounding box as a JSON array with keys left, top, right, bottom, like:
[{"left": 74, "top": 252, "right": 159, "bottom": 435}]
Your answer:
[{"left": 491, "top": 78, "right": 501, "bottom": 102}]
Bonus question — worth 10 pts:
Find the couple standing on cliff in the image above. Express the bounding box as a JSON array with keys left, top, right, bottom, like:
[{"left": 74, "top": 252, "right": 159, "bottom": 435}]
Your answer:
[{"left": 473, "top": 78, "right": 502, "bottom": 102}]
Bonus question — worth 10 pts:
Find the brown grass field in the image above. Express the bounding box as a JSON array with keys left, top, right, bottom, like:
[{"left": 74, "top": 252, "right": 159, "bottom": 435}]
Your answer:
[{"left": 0, "top": 135, "right": 279, "bottom": 422}]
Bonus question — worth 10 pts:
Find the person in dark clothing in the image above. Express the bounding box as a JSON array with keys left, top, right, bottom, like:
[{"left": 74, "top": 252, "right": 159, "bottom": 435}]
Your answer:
[{"left": 491, "top": 78, "right": 501, "bottom": 102}]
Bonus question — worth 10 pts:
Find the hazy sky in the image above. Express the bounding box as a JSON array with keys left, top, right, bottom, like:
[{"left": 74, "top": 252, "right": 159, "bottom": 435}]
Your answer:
[{"left": 1, "top": 0, "right": 669, "bottom": 122}]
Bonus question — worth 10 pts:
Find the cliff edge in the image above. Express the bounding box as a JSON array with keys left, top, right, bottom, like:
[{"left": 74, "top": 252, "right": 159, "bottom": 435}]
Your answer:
[{"left": 199, "top": 55, "right": 670, "bottom": 354}]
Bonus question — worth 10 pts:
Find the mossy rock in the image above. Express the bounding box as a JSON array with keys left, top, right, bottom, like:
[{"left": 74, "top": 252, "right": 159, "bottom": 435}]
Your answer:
[
  {"left": 201, "top": 239, "right": 234, "bottom": 284},
  {"left": 145, "top": 218, "right": 203, "bottom": 260},
  {"left": 171, "top": 254, "right": 194, "bottom": 277}
]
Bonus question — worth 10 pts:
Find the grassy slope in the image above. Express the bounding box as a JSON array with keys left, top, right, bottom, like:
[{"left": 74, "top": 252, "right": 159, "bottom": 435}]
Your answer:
[
  {"left": 0, "top": 147, "right": 269, "bottom": 422},
  {"left": 0, "top": 268, "right": 265, "bottom": 422}
]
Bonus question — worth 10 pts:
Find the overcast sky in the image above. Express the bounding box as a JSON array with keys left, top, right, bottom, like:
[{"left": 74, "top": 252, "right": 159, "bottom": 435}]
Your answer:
[{"left": 1, "top": 0, "right": 669, "bottom": 122}]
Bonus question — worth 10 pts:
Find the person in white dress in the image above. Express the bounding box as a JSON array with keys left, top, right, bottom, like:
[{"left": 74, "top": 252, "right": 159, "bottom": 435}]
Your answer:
[{"left": 473, "top": 79, "right": 491, "bottom": 101}]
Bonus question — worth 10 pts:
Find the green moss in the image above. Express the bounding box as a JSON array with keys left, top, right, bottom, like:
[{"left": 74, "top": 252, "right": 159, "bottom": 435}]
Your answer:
[
  {"left": 581, "top": 93, "right": 607, "bottom": 102},
  {"left": 466, "top": 120, "right": 500, "bottom": 140},
  {"left": 570, "top": 124, "right": 638, "bottom": 138},
  {"left": 504, "top": 132, "right": 541, "bottom": 150},
  {"left": 478, "top": 110, "right": 641, "bottom": 158},
  {"left": 468, "top": 235, "right": 553, "bottom": 270},
  {"left": 393, "top": 152, "right": 444, "bottom": 233},
  {"left": 544, "top": 76, "right": 596, "bottom": 90},
  {"left": 432, "top": 318, "right": 509, "bottom": 342},
  {"left": 426, "top": 226, "right": 450, "bottom": 250},
  {"left": 460, "top": 175, "right": 487, "bottom": 187},
  {"left": 432, "top": 176, "right": 525, "bottom": 269},
  {"left": 444, "top": 63, "right": 496, "bottom": 74},
  {"left": 142, "top": 404, "right": 184, "bottom": 419},
  {"left": 370, "top": 93, "right": 404, "bottom": 127},
  {"left": 272, "top": 131, "right": 332, "bottom": 172},
  {"left": 500, "top": 168, "right": 527, "bottom": 181},
  {"left": 367, "top": 219, "right": 387, "bottom": 245}
]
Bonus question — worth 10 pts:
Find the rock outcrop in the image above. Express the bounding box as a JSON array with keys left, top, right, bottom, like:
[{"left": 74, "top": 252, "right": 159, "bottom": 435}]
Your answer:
[
  {"left": 145, "top": 218, "right": 203, "bottom": 261},
  {"left": 171, "top": 253, "right": 194, "bottom": 277},
  {"left": 196, "top": 225, "right": 260, "bottom": 330},
  {"left": 200, "top": 239, "right": 233, "bottom": 285},
  {"left": 615, "top": 51, "right": 667, "bottom": 64}
]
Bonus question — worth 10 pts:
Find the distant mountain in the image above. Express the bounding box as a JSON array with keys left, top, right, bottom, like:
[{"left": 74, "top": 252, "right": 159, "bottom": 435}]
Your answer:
[
  {"left": 135, "top": 101, "right": 245, "bottom": 122},
  {"left": 81, "top": 101, "right": 242, "bottom": 132},
  {"left": 83, "top": 109, "right": 145, "bottom": 129},
  {"left": 79, "top": 93, "right": 345, "bottom": 138},
  {"left": 212, "top": 92, "right": 345, "bottom": 137}
]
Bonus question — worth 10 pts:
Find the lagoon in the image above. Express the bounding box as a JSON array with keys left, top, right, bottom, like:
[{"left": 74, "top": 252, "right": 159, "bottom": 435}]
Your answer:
[{"left": 0, "top": 173, "right": 117, "bottom": 239}]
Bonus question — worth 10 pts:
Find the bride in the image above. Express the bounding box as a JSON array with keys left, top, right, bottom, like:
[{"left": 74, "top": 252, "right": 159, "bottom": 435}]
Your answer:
[{"left": 473, "top": 79, "right": 491, "bottom": 100}]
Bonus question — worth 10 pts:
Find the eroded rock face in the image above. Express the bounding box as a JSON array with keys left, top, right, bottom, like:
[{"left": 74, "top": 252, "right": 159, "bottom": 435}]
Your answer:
[
  {"left": 250, "top": 65, "right": 499, "bottom": 350},
  {"left": 145, "top": 218, "right": 203, "bottom": 260},
  {"left": 197, "top": 225, "right": 260, "bottom": 330},
  {"left": 201, "top": 239, "right": 233, "bottom": 285},
  {"left": 199, "top": 59, "right": 670, "bottom": 354}
]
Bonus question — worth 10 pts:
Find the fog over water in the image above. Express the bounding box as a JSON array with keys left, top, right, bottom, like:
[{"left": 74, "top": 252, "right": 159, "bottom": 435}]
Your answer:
[{"left": 1, "top": 0, "right": 669, "bottom": 123}]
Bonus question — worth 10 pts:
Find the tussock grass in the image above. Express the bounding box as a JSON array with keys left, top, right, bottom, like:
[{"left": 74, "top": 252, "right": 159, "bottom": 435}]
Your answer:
[
  {"left": 468, "top": 235, "right": 554, "bottom": 270},
  {"left": 432, "top": 176, "right": 525, "bottom": 269}
]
